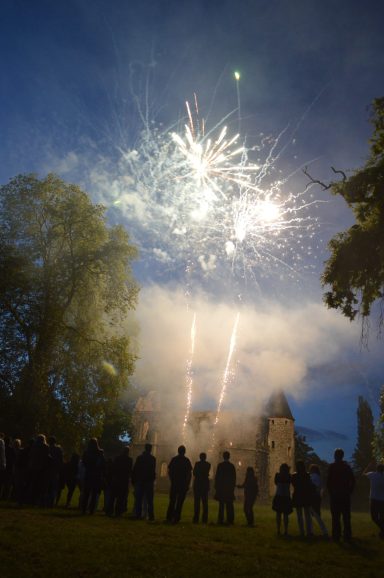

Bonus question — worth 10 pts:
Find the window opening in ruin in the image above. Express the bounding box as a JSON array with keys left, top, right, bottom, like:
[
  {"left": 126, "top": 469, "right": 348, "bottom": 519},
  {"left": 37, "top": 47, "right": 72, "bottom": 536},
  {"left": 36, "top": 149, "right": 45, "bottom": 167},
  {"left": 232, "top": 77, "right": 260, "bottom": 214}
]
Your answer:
[
  {"left": 160, "top": 462, "right": 167, "bottom": 477},
  {"left": 141, "top": 420, "right": 150, "bottom": 441},
  {"left": 271, "top": 441, "right": 275, "bottom": 449},
  {"left": 287, "top": 446, "right": 291, "bottom": 457}
]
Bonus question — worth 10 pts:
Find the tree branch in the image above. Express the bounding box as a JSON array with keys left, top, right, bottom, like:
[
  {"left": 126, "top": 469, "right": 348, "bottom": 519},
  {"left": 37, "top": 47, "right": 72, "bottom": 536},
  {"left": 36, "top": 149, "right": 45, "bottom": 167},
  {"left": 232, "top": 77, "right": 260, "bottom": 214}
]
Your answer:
[
  {"left": 303, "top": 166, "right": 333, "bottom": 190},
  {"left": 303, "top": 166, "right": 347, "bottom": 191}
]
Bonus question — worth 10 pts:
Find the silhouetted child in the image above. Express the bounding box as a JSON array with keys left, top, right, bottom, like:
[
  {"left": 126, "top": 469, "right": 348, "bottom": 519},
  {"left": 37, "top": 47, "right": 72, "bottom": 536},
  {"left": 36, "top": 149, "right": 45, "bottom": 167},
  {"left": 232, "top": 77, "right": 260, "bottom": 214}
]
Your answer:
[
  {"left": 309, "top": 464, "right": 328, "bottom": 537},
  {"left": 237, "top": 467, "right": 259, "bottom": 526},
  {"left": 272, "top": 463, "right": 292, "bottom": 536}
]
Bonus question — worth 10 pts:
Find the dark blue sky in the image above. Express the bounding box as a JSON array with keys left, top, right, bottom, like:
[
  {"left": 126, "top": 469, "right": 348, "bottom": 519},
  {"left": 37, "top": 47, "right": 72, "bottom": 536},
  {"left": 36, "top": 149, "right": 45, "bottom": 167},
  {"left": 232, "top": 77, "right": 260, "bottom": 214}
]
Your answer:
[{"left": 1, "top": 0, "right": 384, "bottom": 459}]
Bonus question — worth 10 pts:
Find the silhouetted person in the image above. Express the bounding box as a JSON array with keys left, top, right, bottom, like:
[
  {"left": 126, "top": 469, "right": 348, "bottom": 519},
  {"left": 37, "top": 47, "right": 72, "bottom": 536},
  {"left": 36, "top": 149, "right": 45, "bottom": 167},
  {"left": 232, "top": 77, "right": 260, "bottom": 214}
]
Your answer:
[
  {"left": 65, "top": 453, "right": 81, "bottom": 508},
  {"left": 214, "top": 451, "right": 236, "bottom": 525},
  {"left": 81, "top": 438, "right": 105, "bottom": 514},
  {"left": 193, "top": 452, "right": 211, "bottom": 523},
  {"left": 107, "top": 447, "right": 133, "bottom": 517},
  {"left": 237, "top": 466, "right": 259, "bottom": 526},
  {"left": 0, "top": 437, "right": 16, "bottom": 500},
  {"left": 11, "top": 439, "right": 22, "bottom": 500},
  {"left": 28, "top": 434, "right": 51, "bottom": 507},
  {"left": 103, "top": 458, "right": 114, "bottom": 512},
  {"left": 14, "top": 439, "right": 34, "bottom": 505},
  {"left": 55, "top": 457, "right": 67, "bottom": 506},
  {"left": 166, "top": 445, "right": 192, "bottom": 523},
  {"left": 291, "top": 460, "right": 314, "bottom": 537},
  {"left": 364, "top": 462, "right": 384, "bottom": 538},
  {"left": 327, "top": 448, "right": 355, "bottom": 542},
  {"left": 47, "top": 436, "right": 63, "bottom": 507},
  {"left": 0, "top": 433, "right": 5, "bottom": 472},
  {"left": 309, "top": 464, "right": 328, "bottom": 537},
  {"left": 272, "top": 463, "right": 292, "bottom": 536},
  {"left": 132, "top": 443, "right": 156, "bottom": 521}
]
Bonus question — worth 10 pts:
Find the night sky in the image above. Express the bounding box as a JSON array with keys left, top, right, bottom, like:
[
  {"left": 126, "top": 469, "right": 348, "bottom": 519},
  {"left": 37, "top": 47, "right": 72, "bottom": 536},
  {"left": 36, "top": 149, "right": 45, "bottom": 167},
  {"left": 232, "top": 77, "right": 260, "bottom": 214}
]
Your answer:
[{"left": 1, "top": 0, "right": 384, "bottom": 460}]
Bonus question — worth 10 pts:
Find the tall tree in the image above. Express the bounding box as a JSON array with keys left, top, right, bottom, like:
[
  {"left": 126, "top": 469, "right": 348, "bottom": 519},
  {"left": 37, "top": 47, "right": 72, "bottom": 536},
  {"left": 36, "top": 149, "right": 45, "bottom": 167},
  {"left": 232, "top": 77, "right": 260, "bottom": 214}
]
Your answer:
[
  {"left": 321, "top": 97, "right": 384, "bottom": 329},
  {"left": 373, "top": 385, "right": 384, "bottom": 462},
  {"left": 352, "top": 396, "right": 375, "bottom": 474},
  {"left": 0, "top": 174, "right": 139, "bottom": 448}
]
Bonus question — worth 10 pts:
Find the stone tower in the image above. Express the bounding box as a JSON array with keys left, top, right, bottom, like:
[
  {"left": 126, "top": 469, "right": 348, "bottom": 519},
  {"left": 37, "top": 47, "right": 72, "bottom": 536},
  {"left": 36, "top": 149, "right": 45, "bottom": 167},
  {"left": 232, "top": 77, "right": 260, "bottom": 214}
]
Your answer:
[{"left": 266, "top": 390, "right": 295, "bottom": 496}]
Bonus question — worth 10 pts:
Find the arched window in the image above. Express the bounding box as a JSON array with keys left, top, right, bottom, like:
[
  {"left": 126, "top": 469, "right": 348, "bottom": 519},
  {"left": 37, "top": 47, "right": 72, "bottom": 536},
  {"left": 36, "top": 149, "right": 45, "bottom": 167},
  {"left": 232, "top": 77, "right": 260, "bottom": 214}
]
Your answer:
[
  {"left": 287, "top": 446, "right": 291, "bottom": 457},
  {"left": 271, "top": 440, "right": 275, "bottom": 449},
  {"left": 160, "top": 462, "right": 168, "bottom": 477}
]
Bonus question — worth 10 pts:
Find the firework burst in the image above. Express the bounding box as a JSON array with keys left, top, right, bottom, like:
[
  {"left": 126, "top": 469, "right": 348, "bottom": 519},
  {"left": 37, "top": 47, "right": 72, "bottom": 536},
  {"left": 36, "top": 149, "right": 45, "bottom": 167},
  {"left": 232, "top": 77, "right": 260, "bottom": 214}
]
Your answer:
[
  {"left": 90, "top": 83, "right": 323, "bottom": 430},
  {"left": 104, "top": 98, "right": 319, "bottom": 291}
]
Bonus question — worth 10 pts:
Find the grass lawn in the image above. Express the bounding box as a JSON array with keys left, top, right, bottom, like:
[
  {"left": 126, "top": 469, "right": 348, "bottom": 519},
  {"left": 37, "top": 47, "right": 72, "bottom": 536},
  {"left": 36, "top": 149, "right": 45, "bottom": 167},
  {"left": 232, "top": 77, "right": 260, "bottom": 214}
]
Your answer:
[{"left": 0, "top": 494, "right": 383, "bottom": 578}]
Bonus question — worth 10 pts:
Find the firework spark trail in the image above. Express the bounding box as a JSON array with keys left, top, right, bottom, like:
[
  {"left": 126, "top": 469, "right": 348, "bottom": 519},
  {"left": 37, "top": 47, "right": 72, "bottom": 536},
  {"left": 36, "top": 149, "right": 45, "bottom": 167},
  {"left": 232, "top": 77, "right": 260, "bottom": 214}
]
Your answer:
[
  {"left": 211, "top": 312, "right": 240, "bottom": 448},
  {"left": 182, "top": 312, "right": 197, "bottom": 441}
]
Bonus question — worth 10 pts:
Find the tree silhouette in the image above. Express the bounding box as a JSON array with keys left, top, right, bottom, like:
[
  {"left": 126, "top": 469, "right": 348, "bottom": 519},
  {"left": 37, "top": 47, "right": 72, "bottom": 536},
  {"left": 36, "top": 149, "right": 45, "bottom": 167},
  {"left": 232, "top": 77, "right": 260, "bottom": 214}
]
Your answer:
[
  {"left": 0, "top": 174, "right": 138, "bottom": 447},
  {"left": 320, "top": 98, "right": 384, "bottom": 333}
]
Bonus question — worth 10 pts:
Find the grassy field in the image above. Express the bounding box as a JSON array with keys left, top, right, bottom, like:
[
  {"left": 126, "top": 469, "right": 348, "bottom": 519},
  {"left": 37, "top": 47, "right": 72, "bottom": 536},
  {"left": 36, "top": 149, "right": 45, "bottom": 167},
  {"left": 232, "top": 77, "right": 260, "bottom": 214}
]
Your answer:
[{"left": 0, "top": 494, "right": 383, "bottom": 578}]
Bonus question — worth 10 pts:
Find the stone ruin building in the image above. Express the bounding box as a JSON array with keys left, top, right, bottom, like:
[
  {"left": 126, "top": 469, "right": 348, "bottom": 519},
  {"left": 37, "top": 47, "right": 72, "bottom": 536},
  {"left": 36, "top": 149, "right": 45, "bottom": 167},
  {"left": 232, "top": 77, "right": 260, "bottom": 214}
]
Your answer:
[{"left": 131, "top": 390, "right": 295, "bottom": 500}]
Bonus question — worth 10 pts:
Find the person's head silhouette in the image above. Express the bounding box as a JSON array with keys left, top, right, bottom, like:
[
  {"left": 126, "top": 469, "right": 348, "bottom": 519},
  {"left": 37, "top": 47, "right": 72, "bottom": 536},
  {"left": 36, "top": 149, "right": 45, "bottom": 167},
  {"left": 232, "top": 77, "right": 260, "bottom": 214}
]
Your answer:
[{"left": 334, "top": 448, "right": 344, "bottom": 462}]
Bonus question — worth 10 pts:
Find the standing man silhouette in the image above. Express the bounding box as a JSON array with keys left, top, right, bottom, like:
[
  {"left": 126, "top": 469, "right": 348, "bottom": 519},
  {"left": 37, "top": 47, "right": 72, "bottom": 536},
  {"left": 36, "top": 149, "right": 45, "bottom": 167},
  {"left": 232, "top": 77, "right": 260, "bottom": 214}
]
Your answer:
[
  {"left": 132, "top": 443, "right": 156, "bottom": 521},
  {"left": 193, "top": 452, "right": 211, "bottom": 523},
  {"left": 166, "top": 445, "right": 192, "bottom": 524},
  {"left": 214, "top": 451, "right": 236, "bottom": 525},
  {"left": 327, "top": 448, "right": 355, "bottom": 542}
]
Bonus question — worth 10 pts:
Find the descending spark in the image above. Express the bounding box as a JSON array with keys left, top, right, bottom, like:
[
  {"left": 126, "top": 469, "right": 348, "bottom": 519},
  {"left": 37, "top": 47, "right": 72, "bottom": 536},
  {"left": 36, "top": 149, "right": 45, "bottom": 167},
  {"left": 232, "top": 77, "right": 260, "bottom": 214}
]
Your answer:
[
  {"left": 182, "top": 312, "right": 197, "bottom": 440},
  {"left": 234, "top": 70, "right": 241, "bottom": 133},
  {"left": 212, "top": 312, "right": 240, "bottom": 447}
]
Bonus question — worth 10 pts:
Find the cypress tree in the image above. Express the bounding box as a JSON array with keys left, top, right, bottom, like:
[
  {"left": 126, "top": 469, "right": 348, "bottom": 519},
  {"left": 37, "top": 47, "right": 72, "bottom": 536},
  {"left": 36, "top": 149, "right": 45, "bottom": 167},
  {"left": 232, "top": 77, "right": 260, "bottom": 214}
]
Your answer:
[{"left": 352, "top": 396, "right": 375, "bottom": 474}]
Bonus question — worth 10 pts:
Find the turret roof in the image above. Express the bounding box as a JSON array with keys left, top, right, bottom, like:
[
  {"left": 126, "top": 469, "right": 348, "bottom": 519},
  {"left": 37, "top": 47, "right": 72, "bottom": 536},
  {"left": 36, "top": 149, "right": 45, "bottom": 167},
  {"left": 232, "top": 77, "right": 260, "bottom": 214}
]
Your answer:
[{"left": 265, "top": 390, "right": 294, "bottom": 420}]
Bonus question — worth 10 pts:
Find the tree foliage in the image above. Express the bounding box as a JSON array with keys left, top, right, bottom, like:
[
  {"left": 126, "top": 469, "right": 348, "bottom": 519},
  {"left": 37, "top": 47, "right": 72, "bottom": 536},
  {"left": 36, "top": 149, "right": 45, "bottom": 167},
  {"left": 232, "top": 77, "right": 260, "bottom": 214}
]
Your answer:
[
  {"left": 322, "top": 97, "right": 384, "bottom": 326},
  {"left": 352, "top": 396, "right": 375, "bottom": 474},
  {"left": 0, "top": 174, "right": 139, "bottom": 448}
]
